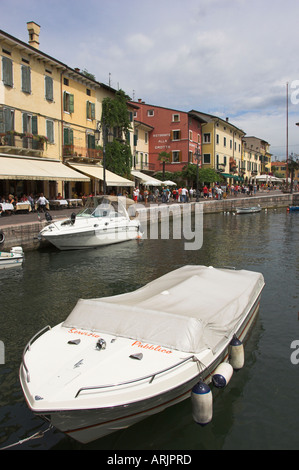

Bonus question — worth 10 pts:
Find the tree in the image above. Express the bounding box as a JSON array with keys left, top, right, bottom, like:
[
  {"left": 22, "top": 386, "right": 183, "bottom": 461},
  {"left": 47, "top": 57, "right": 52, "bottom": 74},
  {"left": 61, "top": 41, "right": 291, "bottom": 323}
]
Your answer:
[
  {"left": 158, "top": 151, "right": 171, "bottom": 179},
  {"left": 287, "top": 156, "right": 299, "bottom": 192},
  {"left": 101, "top": 90, "right": 132, "bottom": 178}
]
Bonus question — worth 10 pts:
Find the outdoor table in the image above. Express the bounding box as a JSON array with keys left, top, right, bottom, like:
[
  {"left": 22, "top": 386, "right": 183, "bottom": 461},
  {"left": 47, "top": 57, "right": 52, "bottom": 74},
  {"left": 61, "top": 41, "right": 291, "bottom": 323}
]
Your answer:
[
  {"left": 15, "top": 202, "right": 32, "bottom": 212},
  {"left": 67, "top": 199, "right": 83, "bottom": 207},
  {"left": 49, "top": 199, "right": 68, "bottom": 209},
  {"left": 0, "top": 202, "right": 14, "bottom": 213}
]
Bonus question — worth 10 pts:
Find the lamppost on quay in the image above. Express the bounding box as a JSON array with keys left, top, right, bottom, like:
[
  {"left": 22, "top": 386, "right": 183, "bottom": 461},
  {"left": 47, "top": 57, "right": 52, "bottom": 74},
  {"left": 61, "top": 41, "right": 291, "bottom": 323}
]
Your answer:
[
  {"left": 95, "top": 120, "right": 107, "bottom": 195},
  {"left": 194, "top": 145, "right": 202, "bottom": 202}
]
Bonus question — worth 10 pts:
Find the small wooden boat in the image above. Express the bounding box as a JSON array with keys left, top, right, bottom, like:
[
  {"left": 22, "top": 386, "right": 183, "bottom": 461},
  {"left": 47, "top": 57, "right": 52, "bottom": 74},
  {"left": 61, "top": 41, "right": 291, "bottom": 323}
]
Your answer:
[
  {"left": 0, "top": 247, "right": 24, "bottom": 270},
  {"left": 236, "top": 205, "right": 261, "bottom": 214}
]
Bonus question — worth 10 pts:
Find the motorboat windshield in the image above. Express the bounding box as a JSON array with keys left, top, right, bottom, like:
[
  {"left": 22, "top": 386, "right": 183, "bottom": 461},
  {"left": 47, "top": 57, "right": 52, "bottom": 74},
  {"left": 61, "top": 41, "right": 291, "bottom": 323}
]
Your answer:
[{"left": 76, "top": 196, "right": 129, "bottom": 219}]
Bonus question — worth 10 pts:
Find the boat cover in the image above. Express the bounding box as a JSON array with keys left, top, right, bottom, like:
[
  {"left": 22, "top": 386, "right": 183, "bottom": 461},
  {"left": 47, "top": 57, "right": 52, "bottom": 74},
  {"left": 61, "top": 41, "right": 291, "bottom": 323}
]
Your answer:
[{"left": 62, "top": 265, "right": 265, "bottom": 354}]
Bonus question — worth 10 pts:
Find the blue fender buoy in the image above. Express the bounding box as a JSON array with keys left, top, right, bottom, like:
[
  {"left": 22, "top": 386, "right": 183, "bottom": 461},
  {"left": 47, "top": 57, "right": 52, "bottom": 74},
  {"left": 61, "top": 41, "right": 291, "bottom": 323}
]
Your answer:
[
  {"left": 191, "top": 381, "right": 213, "bottom": 425},
  {"left": 212, "top": 362, "right": 233, "bottom": 388},
  {"left": 229, "top": 336, "right": 244, "bottom": 370}
]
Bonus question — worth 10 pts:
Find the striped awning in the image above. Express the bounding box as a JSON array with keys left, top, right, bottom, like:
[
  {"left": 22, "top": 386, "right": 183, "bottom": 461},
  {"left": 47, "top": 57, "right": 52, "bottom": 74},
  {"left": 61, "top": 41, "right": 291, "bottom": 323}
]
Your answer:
[
  {"left": 69, "top": 163, "right": 134, "bottom": 187},
  {"left": 0, "top": 154, "right": 90, "bottom": 181}
]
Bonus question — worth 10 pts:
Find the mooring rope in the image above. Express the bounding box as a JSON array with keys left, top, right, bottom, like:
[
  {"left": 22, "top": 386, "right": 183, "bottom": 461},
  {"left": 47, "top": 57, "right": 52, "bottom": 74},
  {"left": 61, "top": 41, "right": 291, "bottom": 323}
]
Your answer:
[{"left": 0, "top": 425, "right": 53, "bottom": 450}]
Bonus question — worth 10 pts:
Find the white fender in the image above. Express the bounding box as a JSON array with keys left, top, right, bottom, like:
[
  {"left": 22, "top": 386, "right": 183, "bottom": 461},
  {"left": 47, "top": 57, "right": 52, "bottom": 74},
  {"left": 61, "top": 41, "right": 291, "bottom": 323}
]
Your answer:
[
  {"left": 229, "top": 336, "right": 244, "bottom": 370},
  {"left": 212, "top": 362, "right": 233, "bottom": 388},
  {"left": 191, "top": 381, "right": 213, "bottom": 425}
]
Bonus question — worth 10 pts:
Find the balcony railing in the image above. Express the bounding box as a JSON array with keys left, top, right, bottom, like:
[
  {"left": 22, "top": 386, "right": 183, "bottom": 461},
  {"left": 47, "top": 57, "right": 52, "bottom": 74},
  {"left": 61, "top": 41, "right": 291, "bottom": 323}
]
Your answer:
[
  {"left": 63, "top": 145, "right": 103, "bottom": 161},
  {"left": 0, "top": 133, "right": 45, "bottom": 156}
]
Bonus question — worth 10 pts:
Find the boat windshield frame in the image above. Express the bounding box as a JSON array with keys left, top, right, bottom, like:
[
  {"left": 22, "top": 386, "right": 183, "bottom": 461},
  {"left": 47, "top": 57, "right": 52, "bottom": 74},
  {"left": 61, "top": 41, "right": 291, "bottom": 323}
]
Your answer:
[{"left": 76, "top": 196, "right": 128, "bottom": 219}]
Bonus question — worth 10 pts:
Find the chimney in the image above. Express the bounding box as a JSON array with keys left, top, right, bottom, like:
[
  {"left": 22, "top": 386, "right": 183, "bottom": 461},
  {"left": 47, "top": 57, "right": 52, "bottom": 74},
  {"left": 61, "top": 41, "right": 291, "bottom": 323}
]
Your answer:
[
  {"left": 27, "top": 21, "right": 41, "bottom": 49},
  {"left": 226, "top": 117, "right": 229, "bottom": 122}
]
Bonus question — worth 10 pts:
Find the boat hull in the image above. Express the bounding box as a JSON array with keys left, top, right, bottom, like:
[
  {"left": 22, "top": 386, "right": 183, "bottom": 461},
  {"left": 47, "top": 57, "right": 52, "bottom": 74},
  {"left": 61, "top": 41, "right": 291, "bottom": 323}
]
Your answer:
[
  {"left": 20, "top": 295, "right": 261, "bottom": 444},
  {"left": 40, "top": 220, "right": 141, "bottom": 250},
  {"left": 0, "top": 247, "right": 24, "bottom": 270},
  {"left": 236, "top": 207, "right": 261, "bottom": 214}
]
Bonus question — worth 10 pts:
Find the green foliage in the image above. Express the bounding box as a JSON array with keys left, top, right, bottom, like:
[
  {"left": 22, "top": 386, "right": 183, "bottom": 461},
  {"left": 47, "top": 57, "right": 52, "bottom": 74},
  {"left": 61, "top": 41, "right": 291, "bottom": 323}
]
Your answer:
[
  {"left": 105, "top": 140, "right": 132, "bottom": 179},
  {"left": 101, "top": 90, "right": 133, "bottom": 177}
]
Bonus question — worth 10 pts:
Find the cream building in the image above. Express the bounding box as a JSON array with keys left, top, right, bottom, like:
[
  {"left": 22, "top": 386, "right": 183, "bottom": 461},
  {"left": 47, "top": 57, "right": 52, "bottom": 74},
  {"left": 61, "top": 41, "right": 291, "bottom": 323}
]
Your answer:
[{"left": 190, "top": 111, "right": 245, "bottom": 183}]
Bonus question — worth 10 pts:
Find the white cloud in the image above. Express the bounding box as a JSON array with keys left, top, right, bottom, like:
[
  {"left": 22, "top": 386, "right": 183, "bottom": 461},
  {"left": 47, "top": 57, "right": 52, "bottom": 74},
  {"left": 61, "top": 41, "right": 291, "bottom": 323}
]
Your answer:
[{"left": 2, "top": 0, "right": 299, "bottom": 158}]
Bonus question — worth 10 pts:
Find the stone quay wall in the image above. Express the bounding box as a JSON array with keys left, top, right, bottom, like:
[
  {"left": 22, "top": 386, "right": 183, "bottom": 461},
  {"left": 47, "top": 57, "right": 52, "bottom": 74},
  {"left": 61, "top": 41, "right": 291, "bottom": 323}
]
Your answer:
[{"left": 0, "top": 192, "right": 297, "bottom": 252}]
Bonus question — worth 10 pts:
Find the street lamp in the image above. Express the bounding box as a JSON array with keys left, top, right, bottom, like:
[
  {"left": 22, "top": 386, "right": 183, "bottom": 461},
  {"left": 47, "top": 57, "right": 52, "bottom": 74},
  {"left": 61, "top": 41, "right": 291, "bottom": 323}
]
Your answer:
[
  {"left": 194, "top": 145, "right": 202, "bottom": 202},
  {"left": 95, "top": 120, "right": 106, "bottom": 195}
]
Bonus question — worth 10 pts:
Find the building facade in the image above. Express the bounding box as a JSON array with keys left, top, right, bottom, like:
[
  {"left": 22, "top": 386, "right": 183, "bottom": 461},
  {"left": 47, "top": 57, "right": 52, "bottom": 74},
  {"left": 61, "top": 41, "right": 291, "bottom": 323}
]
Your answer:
[
  {"left": 131, "top": 100, "right": 206, "bottom": 174},
  {"left": 0, "top": 23, "right": 135, "bottom": 200}
]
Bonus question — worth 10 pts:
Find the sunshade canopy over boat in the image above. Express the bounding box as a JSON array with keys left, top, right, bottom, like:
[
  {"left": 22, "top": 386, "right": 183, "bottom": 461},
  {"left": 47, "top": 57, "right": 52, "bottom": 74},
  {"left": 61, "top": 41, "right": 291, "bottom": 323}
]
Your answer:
[{"left": 63, "top": 265, "right": 264, "bottom": 354}]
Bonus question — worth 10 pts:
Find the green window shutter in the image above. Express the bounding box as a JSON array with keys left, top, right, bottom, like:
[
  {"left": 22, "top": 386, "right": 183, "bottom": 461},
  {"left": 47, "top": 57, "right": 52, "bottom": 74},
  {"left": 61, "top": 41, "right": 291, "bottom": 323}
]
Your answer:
[
  {"left": 63, "top": 127, "right": 69, "bottom": 145},
  {"left": 91, "top": 103, "right": 95, "bottom": 120},
  {"left": 2, "top": 57, "right": 13, "bottom": 87},
  {"left": 69, "top": 94, "right": 74, "bottom": 113},
  {"left": 46, "top": 120, "right": 54, "bottom": 143},
  {"left": 32, "top": 115, "right": 38, "bottom": 135},
  {"left": 21, "top": 65, "right": 31, "bottom": 93},
  {"left": 22, "top": 113, "right": 28, "bottom": 133},
  {"left": 86, "top": 101, "right": 89, "bottom": 119},
  {"left": 45, "top": 76, "right": 53, "bottom": 101},
  {"left": 63, "top": 91, "right": 67, "bottom": 112},
  {"left": 70, "top": 129, "right": 73, "bottom": 145},
  {"left": 134, "top": 134, "right": 138, "bottom": 146},
  {"left": 87, "top": 134, "right": 95, "bottom": 149}
]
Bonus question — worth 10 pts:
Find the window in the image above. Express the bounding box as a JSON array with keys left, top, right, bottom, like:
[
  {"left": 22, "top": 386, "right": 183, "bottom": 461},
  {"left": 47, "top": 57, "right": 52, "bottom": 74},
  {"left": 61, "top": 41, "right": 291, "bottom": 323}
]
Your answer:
[
  {"left": 172, "top": 151, "right": 181, "bottom": 162},
  {"left": 63, "top": 127, "right": 73, "bottom": 145},
  {"left": 171, "top": 130, "right": 181, "bottom": 140},
  {"left": 0, "top": 107, "right": 14, "bottom": 135},
  {"left": 147, "top": 110, "right": 154, "bottom": 117},
  {"left": 145, "top": 131, "right": 148, "bottom": 144},
  {"left": 63, "top": 91, "right": 74, "bottom": 113},
  {"left": 63, "top": 77, "right": 69, "bottom": 86},
  {"left": 216, "top": 134, "right": 219, "bottom": 144},
  {"left": 46, "top": 120, "right": 54, "bottom": 143},
  {"left": 45, "top": 75, "right": 53, "bottom": 101},
  {"left": 203, "top": 133, "right": 210, "bottom": 143},
  {"left": 223, "top": 137, "right": 226, "bottom": 147},
  {"left": 86, "top": 101, "right": 95, "bottom": 120},
  {"left": 21, "top": 65, "right": 31, "bottom": 93},
  {"left": 172, "top": 114, "right": 180, "bottom": 122},
  {"left": 86, "top": 88, "right": 91, "bottom": 96},
  {"left": 203, "top": 154, "right": 211, "bottom": 164},
  {"left": 2, "top": 56, "right": 13, "bottom": 87},
  {"left": 189, "top": 130, "right": 193, "bottom": 141}
]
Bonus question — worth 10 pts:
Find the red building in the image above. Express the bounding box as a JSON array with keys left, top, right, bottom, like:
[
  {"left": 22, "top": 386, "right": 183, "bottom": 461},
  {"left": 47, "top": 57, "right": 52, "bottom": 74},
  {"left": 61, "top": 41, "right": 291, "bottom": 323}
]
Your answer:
[{"left": 131, "top": 100, "right": 207, "bottom": 174}]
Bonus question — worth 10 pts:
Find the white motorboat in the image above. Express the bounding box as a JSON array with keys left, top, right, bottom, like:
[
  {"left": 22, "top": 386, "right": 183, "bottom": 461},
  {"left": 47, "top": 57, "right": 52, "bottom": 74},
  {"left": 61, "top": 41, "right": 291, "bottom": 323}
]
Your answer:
[
  {"left": 20, "top": 265, "right": 264, "bottom": 444},
  {"left": 38, "top": 196, "right": 141, "bottom": 250},
  {"left": 236, "top": 205, "right": 261, "bottom": 214},
  {"left": 0, "top": 246, "right": 24, "bottom": 269}
]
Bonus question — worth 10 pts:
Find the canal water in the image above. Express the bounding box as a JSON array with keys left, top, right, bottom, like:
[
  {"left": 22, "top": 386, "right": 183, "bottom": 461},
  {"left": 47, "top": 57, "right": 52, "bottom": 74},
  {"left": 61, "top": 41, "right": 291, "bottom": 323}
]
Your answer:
[{"left": 0, "top": 206, "right": 298, "bottom": 450}]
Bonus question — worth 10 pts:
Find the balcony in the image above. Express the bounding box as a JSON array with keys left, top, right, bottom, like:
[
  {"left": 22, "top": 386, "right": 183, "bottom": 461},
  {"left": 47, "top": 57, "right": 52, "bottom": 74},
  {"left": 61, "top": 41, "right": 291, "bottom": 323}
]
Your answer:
[
  {"left": 63, "top": 145, "right": 103, "bottom": 162},
  {"left": 0, "top": 132, "right": 45, "bottom": 157}
]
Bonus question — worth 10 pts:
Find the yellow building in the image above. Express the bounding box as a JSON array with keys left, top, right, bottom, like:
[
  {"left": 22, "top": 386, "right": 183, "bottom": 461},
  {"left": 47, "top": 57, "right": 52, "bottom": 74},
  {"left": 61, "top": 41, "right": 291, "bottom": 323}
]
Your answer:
[
  {"left": 0, "top": 22, "right": 134, "bottom": 200},
  {"left": 242, "top": 137, "right": 271, "bottom": 179},
  {"left": 0, "top": 22, "right": 90, "bottom": 199},
  {"left": 190, "top": 111, "right": 245, "bottom": 183}
]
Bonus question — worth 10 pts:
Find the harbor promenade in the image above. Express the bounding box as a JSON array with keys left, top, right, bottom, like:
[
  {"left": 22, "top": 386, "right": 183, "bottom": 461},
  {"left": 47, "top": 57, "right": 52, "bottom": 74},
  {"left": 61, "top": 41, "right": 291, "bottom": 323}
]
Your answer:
[{"left": 0, "top": 190, "right": 297, "bottom": 251}]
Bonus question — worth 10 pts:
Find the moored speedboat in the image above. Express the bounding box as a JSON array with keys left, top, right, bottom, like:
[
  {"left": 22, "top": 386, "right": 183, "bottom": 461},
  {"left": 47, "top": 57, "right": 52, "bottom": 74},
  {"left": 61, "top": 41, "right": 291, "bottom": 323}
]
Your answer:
[
  {"left": 236, "top": 205, "right": 261, "bottom": 214},
  {"left": 38, "top": 196, "right": 141, "bottom": 250},
  {"left": 0, "top": 246, "right": 24, "bottom": 269},
  {"left": 287, "top": 206, "right": 299, "bottom": 212},
  {"left": 20, "top": 265, "right": 265, "bottom": 444}
]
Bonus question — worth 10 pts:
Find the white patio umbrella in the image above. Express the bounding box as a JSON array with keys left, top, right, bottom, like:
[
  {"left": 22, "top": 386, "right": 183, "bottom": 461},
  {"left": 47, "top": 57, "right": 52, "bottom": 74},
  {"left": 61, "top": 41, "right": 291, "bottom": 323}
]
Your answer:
[{"left": 163, "top": 180, "right": 177, "bottom": 186}]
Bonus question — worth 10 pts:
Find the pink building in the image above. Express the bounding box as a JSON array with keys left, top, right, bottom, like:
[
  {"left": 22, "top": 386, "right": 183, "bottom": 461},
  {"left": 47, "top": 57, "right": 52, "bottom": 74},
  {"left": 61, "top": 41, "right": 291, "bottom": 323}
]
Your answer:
[{"left": 131, "top": 100, "right": 207, "bottom": 174}]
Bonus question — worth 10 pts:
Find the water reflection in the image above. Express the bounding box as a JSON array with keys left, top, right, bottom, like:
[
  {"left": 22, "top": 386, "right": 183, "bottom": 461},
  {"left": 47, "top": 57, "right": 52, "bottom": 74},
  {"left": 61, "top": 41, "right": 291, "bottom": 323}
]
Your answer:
[{"left": 0, "top": 208, "right": 298, "bottom": 450}]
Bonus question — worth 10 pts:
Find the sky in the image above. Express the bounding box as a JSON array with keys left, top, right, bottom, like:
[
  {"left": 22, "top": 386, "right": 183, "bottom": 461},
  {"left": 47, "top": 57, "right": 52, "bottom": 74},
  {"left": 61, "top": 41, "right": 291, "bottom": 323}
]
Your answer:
[{"left": 1, "top": 0, "right": 299, "bottom": 160}]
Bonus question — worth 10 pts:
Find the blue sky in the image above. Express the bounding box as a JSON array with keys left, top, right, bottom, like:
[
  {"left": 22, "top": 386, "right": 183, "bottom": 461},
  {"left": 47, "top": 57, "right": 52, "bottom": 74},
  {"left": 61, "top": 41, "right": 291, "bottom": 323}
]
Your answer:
[{"left": 2, "top": 0, "right": 299, "bottom": 159}]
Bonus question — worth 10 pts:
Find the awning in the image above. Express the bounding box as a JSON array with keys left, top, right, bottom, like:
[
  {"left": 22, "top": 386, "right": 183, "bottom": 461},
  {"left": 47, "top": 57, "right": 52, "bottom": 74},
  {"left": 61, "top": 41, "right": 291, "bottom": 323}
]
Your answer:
[
  {"left": 221, "top": 173, "right": 237, "bottom": 179},
  {"left": 131, "top": 170, "right": 162, "bottom": 186},
  {"left": 69, "top": 163, "right": 134, "bottom": 187},
  {"left": 0, "top": 154, "right": 90, "bottom": 181}
]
